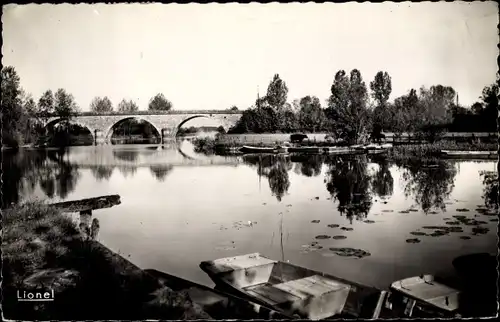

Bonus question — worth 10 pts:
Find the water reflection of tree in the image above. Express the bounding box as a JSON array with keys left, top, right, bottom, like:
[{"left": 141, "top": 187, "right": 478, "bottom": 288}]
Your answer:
[
  {"left": 242, "top": 155, "right": 292, "bottom": 202},
  {"left": 291, "top": 154, "right": 325, "bottom": 177},
  {"left": 117, "top": 166, "right": 137, "bottom": 178},
  {"left": 398, "top": 159, "right": 457, "bottom": 214},
  {"left": 325, "top": 155, "right": 372, "bottom": 223},
  {"left": 2, "top": 149, "right": 81, "bottom": 204},
  {"left": 370, "top": 157, "right": 394, "bottom": 198},
  {"left": 90, "top": 166, "right": 115, "bottom": 181},
  {"left": 112, "top": 150, "right": 139, "bottom": 162},
  {"left": 268, "top": 158, "right": 291, "bottom": 202},
  {"left": 149, "top": 165, "right": 174, "bottom": 182},
  {"left": 480, "top": 171, "right": 498, "bottom": 210}
]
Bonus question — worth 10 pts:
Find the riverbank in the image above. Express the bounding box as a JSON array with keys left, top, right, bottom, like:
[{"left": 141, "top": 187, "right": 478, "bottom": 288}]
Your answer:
[
  {"left": 194, "top": 136, "right": 497, "bottom": 158},
  {"left": 2, "top": 202, "right": 213, "bottom": 320}
]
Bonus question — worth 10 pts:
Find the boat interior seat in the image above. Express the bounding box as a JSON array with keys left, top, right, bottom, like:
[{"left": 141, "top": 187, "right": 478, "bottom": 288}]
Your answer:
[{"left": 273, "top": 275, "right": 351, "bottom": 300}]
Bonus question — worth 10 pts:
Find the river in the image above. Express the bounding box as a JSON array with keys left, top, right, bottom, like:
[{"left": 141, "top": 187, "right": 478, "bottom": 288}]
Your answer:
[{"left": 3, "top": 141, "right": 497, "bottom": 290}]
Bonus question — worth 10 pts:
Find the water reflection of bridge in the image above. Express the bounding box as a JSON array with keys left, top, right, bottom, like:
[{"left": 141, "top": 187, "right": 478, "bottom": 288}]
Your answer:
[{"left": 53, "top": 146, "right": 242, "bottom": 167}]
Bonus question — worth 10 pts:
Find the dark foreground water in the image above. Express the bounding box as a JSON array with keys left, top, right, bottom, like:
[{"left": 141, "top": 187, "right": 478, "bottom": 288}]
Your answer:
[{"left": 3, "top": 142, "right": 498, "bottom": 290}]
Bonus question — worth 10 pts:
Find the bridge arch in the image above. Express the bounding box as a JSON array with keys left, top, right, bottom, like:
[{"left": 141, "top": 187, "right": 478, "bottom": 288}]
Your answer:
[
  {"left": 44, "top": 118, "right": 95, "bottom": 141},
  {"left": 104, "top": 116, "right": 162, "bottom": 144},
  {"left": 174, "top": 115, "right": 229, "bottom": 137}
]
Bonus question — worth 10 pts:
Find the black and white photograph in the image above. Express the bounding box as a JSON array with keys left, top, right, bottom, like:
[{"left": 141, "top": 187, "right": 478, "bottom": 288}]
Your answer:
[{"left": 1, "top": 2, "right": 498, "bottom": 320}]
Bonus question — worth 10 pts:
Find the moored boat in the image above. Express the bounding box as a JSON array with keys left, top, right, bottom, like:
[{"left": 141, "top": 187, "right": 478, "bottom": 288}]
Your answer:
[
  {"left": 200, "top": 253, "right": 388, "bottom": 320},
  {"left": 387, "top": 275, "right": 462, "bottom": 318},
  {"left": 288, "top": 146, "right": 322, "bottom": 154},
  {"left": 240, "top": 145, "right": 278, "bottom": 153}
]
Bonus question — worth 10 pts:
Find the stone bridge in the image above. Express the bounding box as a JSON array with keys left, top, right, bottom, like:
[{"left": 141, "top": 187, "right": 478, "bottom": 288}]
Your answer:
[{"left": 43, "top": 111, "right": 242, "bottom": 145}]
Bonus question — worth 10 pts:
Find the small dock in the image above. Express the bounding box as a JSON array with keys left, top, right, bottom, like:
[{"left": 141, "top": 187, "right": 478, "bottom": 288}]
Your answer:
[{"left": 49, "top": 194, "right": 121, "bottom": 215}]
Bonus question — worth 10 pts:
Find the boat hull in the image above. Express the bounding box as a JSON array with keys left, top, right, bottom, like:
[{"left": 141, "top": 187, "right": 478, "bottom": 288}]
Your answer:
[
  {"left": 240, "top": 146, "right": 277, "bottom": 153},
  {"left": 200, "top": 253, "right": 388, "bottom": 320}
]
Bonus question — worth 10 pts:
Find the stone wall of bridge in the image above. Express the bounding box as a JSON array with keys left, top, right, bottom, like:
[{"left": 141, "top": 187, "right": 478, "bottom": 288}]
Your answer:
[{"left": 44, "top": 113, "right": 242, "bottom": 145}]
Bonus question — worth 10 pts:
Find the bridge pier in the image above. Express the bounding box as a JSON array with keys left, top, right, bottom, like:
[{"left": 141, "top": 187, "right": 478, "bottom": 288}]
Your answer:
[
  {"left": 94, "top": 129, "right": 106, "bottom": 145},
  {"left": 161, "top": 128, "right": 176, "bottom": 144}
]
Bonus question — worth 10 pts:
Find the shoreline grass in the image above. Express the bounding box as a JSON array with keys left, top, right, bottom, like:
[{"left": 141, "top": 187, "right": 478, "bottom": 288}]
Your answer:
[{"left": 2, "top": 202, "right": 210, "bottom": 320}]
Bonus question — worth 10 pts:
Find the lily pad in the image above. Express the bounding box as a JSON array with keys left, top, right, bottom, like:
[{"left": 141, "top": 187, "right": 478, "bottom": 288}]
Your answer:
[
  {"left": 328, "top": 247, "right": 371, "bottom": 258},
  {"left": 430, "top": 230, "right": 449, "bottom": 237},
  {"left": 408, "top": 209, "right": 419, "bottom": 212},
  {"left": 446, "top": 227, "right": 463, "bottom": 233},
  {"left": 398, "top": 210, "right": 410, "bottom": 214},
  {"left": 327, "top": 224, "right": 340, "bottom": 228},
  {"left": 456, "top": 208, "right": 470, "bottom": 212},
  {"left": 381, "top": 210, "right": 394, "bottom": 213},
  {"left": 459, "top": 236, "right": 471, "bottom": 240},
  {"left": 445, "top": 221, "right": 461, "bottom": 226},
  {"left": 472, "top": 227, "right": 489, "bottom": 235},
  {"left": 363, "top": 220, "right": 375, "bottom": 224},
  {"left": 340, "top": 227, "right": 354, "bottom": 231},
  {"left": 315, "top": 235, "right": 331, "bottom": 240},
  {"left": 410, "top": 231, "right": 428, "bottom": 236},
  {"left": 406, "top": 238, "right": 421, "bottom": 243},
  {"left": 311, "top": 220, "right": 320, "bottom": 223},
  {"left": 490, "top": 218, "right": 498, "bottom": 222},
  {"left": 331, "top": 235, "right": 347, "bottom": 240},
  {"left": 443, "top": 217, "right": 452, "bottom": 220},
  {"left": 428, "top": 211, "right": 439, "bottom": 215},
  {"left": 422, "top": 226, "right": 449, "bottom": 230}
]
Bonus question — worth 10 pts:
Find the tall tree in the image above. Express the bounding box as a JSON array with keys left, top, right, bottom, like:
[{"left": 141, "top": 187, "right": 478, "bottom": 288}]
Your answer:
[
  {"left": 417, "top": 85, "right": 454, "bottom": 142},
  {"left": 298, "top": 96, "right": 327, "bottom": 132},
  {"left": 266, "top": 74, "right": 288, "bottom": 111},
  {"left": 1, "top": 66, "right": 25, "bottom": 147},
  {"left": 148, "top": 93, "right": 172, "bottom": 111},
  {"left": 326, "top": 69, "right": 370, "bottom": 144},
  {"left": 117, "top": 99, "right": 139, "bottom": 113},
  {"left": 54, "top": 88, "right": 79, "bottom": 119},
  {"left": 479, "top": 83, "right": 499, "bottom": 131},
  {"left": 370, "top": 71, "right": 392, "bottom": 135},
  {"left": 90, "top": 96, "right": 113, "bottom": 113},
  {"left": 370, "top": 71, "right": 392, "bottom": 107},
  {"left": 38, "top": 90, "right": 55, "bottom": 120}
]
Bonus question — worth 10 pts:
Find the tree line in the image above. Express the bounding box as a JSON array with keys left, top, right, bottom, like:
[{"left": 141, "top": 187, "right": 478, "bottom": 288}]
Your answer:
[
  {"left": 1, "top": 66, "right": 175, "bottom": 148},
  {"left": 229, "top": 71, "right": 498, "bottom": 144},
  {"left": 2, "top": 64, "right": 497, "bottom": 148}
]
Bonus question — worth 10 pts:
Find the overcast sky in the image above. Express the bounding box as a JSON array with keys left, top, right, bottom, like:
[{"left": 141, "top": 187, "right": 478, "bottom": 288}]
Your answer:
[{"left": 2, "top": 2, "right": 498, "bottom": 111}]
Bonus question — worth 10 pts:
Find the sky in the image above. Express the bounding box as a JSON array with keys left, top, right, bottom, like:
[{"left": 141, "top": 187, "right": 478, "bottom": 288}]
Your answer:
[{"left": 2, "top": 2, "right": 498, "bottom": 112}]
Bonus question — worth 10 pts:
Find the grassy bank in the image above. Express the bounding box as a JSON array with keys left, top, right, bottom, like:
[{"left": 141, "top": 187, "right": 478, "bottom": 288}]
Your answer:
[{"left": 2, "top": 202, "right": 211, "bottom": 320}]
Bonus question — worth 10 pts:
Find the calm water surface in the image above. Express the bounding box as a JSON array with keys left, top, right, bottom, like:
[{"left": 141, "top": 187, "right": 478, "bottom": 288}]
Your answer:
[{"left": 4, "top": 142, "right": 497, "bottom": 290}]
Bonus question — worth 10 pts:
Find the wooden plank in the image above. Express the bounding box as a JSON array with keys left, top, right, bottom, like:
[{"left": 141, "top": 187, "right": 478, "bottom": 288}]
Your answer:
[
  {"left": 207, "top": 253, "right": 277, "bottom": 274},
  {"left": 248, "top": 285, "right": 301, "bottom": 305},
  {"left": 426, "top": 292, "right": 460, "bottom": 311},
  {"left": 307, "top": 275, "right": 351, "bottom": 291},
  {"left": 50, "top": 194, "right": 121, "bottom": 212},
  {"left": 274, "top": 276, "right": 351, "bottom": 299}
]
